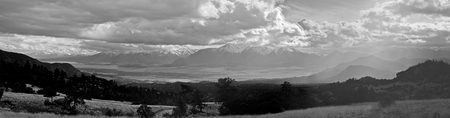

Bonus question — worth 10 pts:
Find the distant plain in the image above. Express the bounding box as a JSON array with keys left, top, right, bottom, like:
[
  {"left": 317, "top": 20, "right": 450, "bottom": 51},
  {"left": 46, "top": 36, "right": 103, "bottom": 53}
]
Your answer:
[{"left": 68, "top": 62, "right": 321, "bottom": 83}]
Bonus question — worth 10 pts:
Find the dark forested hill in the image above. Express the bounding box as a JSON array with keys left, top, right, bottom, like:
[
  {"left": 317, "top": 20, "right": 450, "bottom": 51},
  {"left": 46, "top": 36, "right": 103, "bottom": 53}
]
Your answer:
[
  {"left": 313, "top": 60, "right": 450, "bottom": 106},
  {"left": 0, "top": 49, "right": 81, "bottom": 76},
  {"left": 0, "top": 50, "right": 185, "bottom": 105}
]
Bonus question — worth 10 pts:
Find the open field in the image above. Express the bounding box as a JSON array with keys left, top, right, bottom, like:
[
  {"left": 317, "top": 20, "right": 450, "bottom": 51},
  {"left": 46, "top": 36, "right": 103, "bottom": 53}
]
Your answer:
[{"left": 211, "top": 99, "right": 450, "bottom": 118}]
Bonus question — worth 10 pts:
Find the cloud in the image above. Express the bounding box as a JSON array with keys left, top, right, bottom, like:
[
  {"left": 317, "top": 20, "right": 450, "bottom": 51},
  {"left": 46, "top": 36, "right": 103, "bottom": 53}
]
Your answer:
[
  {"left": 292, "top": 0, "right": 450, "bottom": 49},
  {"left": 359, "top": 0, "right": 450, "bottom": 48},
  {"left": 296, "top": 19, "right": 378, "bottom": 48},
  {"left": 405, "top": 38, "right": 426, "bottom": 44},
  {"left": 0, "top": 33, "right": 214, "bottom": 58},
  {"left": 0, "top": 0, "right": 309, "bottom": 46},
  {"left": 0, "top": 33, "right": 97, "bottom": 57},
  {"left": 1, "top": 0, "right": 449, "bottom": 55},
  {"left": 283, "top": 0, "right": 387, "bottom": 23}
]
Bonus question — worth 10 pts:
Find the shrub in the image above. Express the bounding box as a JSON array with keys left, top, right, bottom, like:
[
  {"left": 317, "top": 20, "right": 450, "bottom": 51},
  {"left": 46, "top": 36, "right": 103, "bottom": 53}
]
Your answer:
[
  {"left": 102, "top": 108, "right": 125, "bottom": 116},
  {"left": 38, "top": 88, "right": 57, "bottom": 101},
  {"left": 44, "top": 99, "right": 53, "bottom": 106},
  {"left": 137, "top": 104, "right": 155, "bottom": 118},
  {"left": 379, "top": 96, "right": 395, "bottom": 108},
  {"left": 0, "top": 87, "right": 4, "bottom": 100}
]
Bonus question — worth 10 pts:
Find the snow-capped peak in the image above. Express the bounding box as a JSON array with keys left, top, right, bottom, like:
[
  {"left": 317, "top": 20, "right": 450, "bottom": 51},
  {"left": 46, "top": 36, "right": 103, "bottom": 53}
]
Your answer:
[
  {"left": 218, "top": 43, "right": 248, "bottom": 53},
  {"left": 94, "top": 49, "right": 197, "bottom": 57}
]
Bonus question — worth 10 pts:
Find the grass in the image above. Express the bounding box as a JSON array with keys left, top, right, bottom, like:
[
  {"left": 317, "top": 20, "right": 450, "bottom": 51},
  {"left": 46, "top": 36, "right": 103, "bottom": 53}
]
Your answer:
[
  {"left": 3, "top": 91, "right": 450, "bottom": 118},
  {"left": 210, "top": 99, "right": 450, "bottom": 118},
  {"left": 0, "top": 111, "right": 133, "bottom": 118},
  {"left": 0, "top": 92, "right": 174, "bottom": 117}
]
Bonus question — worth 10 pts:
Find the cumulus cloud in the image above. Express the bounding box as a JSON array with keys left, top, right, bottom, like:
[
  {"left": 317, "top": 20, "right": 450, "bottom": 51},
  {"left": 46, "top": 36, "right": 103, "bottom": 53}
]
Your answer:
[
  {"left": 0, "top": 0, "right": 308, "bottom": 47},
  {"left": 0, "top": 33, "right": 98, "bottom": 57},
  {"left": 360, "top": 0, "right": 450, "bottom": 47},
  {"left": 293, "top": 0, "right": 450, "bottom": 49},
  {"left": 0, "top": 33, "right": 212, "bottom": 58},
  {"left": 1, "top": 0, "right": 449, "bottom": 55},
  {"left": 296, "top": 19, "right": 377, "bottom": 48}
]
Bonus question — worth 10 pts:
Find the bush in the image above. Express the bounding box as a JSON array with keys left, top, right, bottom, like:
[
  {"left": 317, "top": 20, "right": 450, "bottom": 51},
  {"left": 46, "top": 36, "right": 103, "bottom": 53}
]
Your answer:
[
  {"left": 379, "top": 96, "right": 395, "bottom": 108},
  {"left": 38, "top": 88, "right": 57, "bottom": 101},
  {"left": 102, "top": 108, "right": 127, "bottom": 116},
  {"left": 0, "top": 87, "right": 4, "bottom": 100},
  {"left": 137, "top": 104, "right": 154, "bottom": 118}
]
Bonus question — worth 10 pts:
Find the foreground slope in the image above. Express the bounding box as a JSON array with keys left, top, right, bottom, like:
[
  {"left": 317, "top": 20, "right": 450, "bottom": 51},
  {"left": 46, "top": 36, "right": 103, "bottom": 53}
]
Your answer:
[{"left": 215, "top": 99, "right": 450, "bottom": 118}]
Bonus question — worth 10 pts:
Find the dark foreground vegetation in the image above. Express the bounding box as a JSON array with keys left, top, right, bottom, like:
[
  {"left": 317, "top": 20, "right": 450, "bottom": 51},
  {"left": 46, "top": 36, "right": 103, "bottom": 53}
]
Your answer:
[{"left": 2, "top": 48, "right": 450, "bottom": 117}]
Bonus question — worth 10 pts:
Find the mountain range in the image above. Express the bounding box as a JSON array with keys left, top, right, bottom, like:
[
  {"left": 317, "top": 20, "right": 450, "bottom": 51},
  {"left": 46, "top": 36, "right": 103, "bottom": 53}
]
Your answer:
[
  {"left": 171, "top": 44, "right": 367, "bottom": 68},
  {"left": 42, "top": 50, "right": 195, "bottom": 66}
]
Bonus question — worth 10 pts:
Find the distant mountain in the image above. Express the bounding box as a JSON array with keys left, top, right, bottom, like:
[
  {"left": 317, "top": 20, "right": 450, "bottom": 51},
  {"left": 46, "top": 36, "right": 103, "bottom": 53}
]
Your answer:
[
  {"left": 171, "top": 44, "right": 366, "bottom": 67},
  {"left": 333, "top": 56, "right": 407, "bottom": 71},
  {"left": 43, "top": 50, "right": 195, "bottom": 66},
  {"left": 323, "top": 65, "right": 395, "bottom": 82},
  {"left": 317, "top": 51, "right": 368, "bottom": 68},
  {"left": 0, "top": 49, "right": 81, "bottom": 76},
  {"left": 245, "top": 64, "right": 396, "bottom": 84},
  {"left": 281, "top": 65, "right": 394, "bottom": 83},
  {"left": 374, "top": 48, "right": 450, "bottom": 61}
]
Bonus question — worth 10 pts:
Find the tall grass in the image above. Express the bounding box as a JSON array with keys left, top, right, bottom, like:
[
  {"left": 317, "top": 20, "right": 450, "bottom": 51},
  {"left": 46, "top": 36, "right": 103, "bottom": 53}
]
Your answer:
[
  {"left": 210, "top": 99, "right": 450, "bottom": 118},
  {"left": 0, "top": 111, "right": 134, "bottom": 118}
]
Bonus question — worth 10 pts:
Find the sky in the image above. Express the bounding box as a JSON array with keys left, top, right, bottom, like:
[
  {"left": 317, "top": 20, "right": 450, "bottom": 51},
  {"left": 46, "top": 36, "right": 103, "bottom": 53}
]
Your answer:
[{"left": 0, "top": 0, "right": 449, "bottom": 57}]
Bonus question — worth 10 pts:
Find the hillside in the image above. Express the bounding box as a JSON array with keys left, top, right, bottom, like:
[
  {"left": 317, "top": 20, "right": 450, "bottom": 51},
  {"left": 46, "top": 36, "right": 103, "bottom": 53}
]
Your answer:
[
  {"left": 215, "top": 99, "right": 450, "bottom": 118},
  {"left": 0, "top": 49, "right": 81, "bottom": 76},
  {"left": 0, "top": 50, "right": 191, "bottom": 107}
]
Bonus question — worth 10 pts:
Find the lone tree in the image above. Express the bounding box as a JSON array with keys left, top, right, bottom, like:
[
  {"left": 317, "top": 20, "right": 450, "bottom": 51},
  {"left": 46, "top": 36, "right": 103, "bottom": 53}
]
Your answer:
[{"left": 137, "top": 104, "right": 155, "bottom": 118}]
